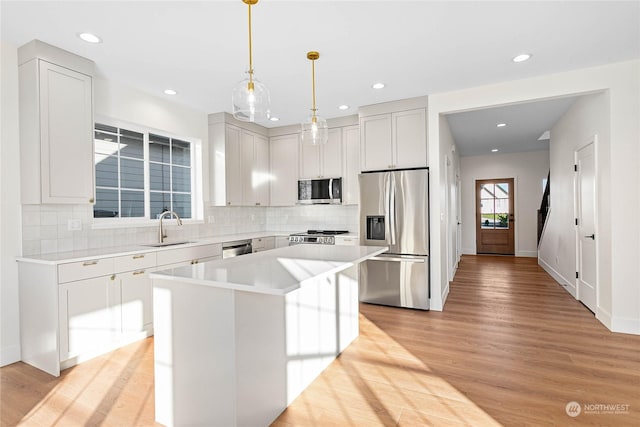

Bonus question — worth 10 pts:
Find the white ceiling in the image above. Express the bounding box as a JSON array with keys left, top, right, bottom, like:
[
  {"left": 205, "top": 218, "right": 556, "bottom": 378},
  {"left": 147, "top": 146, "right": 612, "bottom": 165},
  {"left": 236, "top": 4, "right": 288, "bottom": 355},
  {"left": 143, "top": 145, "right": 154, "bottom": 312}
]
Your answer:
[
  {"left": 2, "top": 1, "right": 639, "bottom": 151},
  {"left": 445, "top": 96, "right": 578, "bottom": 157}
]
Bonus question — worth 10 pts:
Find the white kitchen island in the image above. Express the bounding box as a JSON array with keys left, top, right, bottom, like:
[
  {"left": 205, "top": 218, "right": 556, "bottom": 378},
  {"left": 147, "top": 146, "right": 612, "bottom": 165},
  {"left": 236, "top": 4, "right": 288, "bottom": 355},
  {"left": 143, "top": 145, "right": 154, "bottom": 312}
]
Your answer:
[{"left": 150, "top": 244, "right": 387, "bottom": 427}]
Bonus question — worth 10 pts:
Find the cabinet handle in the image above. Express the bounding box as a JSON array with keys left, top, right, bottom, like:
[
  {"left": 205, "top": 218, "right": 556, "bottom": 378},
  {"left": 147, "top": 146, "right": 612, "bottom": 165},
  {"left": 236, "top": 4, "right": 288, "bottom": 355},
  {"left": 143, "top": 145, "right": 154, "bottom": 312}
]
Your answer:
[
  {"left": 227, "top": 201, "right": 231, "bottom": 205},
  {"left": 132, "top": 254, "right": 145, "bottom": 259},
  {"left": 89, "top": 198, "right": 95, "bottom": 204},
  {"left": 255, "top": 202, "right": 260, "bottom": 206},
  {"left": 133, "top": 270, "right": 145, "bottom": 276},
  {"left": 191, "top": 259, "right": 199, "bottom": 265},
  {"left": 110, "top": 274, "right": 116, "bottom": 281},
  {"left": 82, "top": 261, "right": 98, "bottom": 267}
]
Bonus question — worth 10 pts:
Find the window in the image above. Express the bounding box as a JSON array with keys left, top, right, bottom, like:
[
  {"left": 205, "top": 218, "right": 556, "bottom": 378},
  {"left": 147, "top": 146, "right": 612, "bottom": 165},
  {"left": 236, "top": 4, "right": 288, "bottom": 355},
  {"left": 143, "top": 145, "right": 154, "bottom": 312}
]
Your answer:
[{"left": 94, "top": 122, "right": 199, "bottom": 221}]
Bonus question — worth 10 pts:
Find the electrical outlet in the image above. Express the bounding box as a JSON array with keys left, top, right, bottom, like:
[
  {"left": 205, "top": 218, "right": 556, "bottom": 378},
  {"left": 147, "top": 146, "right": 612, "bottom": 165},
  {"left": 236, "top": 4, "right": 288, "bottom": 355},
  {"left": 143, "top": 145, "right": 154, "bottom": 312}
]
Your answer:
[{"left": 67, "top": 219, "right": 82, "bottom": 231}]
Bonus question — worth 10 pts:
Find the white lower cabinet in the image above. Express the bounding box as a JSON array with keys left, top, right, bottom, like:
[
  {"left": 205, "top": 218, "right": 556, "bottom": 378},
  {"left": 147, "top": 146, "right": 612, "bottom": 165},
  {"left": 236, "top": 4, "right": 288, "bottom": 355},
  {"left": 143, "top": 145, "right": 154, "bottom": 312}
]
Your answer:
[
  {"left": 275, "top": 236, "right": 290, "bottom": 248},
  {"left": 59, "top": 275, "right": 118, "bottom": 362},
  {"left": 252, "top": 236, "right": 275, "bottom": 253},
  {"left": 18, "top": 243, "right": 221, "bottom": 376},
  {"left": 119, "top": 270, "right": 153, "bottom": 340}
]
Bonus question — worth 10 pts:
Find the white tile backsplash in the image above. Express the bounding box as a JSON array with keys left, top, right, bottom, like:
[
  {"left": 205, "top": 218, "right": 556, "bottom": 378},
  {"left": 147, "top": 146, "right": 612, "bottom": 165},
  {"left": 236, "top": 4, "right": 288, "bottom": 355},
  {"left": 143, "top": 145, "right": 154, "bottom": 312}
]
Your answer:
[{"left": 20, "top": 203, "right": 359, "bottom": 255}]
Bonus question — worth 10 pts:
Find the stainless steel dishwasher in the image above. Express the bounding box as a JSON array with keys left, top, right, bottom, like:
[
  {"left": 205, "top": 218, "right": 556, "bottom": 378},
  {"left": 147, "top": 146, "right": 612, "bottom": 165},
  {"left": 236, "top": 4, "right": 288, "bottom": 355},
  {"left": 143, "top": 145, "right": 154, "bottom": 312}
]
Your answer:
[{"left": 222, "top": 239, "right": 253, "bottom": 258}]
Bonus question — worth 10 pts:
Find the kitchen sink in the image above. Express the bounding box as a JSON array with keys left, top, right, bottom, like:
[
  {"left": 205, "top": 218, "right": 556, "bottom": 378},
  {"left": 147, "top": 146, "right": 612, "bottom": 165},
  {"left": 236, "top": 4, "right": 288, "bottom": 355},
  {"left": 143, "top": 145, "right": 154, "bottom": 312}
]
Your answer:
[{"left": 144, "top": 241, "right": 194, "bottom": 248}]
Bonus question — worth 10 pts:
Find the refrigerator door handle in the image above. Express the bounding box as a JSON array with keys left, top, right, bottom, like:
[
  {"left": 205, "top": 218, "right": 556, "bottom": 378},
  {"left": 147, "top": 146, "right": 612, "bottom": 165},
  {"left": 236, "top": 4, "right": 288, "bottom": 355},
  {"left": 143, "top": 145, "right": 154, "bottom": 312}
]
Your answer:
[
  {"left": 388, "top": 174, "right": 396, "bottom": 245},
  {"left": 370, "top": 256, "right": 425, "bottom": 263}
]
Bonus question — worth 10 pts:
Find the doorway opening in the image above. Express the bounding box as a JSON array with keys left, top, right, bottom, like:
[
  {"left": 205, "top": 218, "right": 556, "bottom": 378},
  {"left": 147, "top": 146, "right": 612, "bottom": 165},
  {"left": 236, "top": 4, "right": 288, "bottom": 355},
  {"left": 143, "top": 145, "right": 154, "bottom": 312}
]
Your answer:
[{"left": 476, "top": 178, "right": 515, "bottom": 255}]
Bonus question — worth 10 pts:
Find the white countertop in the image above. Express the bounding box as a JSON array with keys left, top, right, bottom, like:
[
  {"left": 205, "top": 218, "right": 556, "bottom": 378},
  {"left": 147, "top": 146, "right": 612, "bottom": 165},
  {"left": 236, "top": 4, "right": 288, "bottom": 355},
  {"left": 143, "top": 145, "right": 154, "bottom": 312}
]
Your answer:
[
  {"left": 150, "top": 244, "right": 386, "bottom": 296},
  {"left": 15, "top": 231, "right": 299, "bottom": 265}
]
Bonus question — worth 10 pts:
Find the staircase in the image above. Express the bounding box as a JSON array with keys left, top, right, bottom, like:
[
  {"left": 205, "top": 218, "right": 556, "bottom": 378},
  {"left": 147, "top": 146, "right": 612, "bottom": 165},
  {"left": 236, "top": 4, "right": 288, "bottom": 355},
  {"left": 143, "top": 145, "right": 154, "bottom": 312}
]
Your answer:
[{"left": 537, "top": 171, "right": 551, "bottom": 245}]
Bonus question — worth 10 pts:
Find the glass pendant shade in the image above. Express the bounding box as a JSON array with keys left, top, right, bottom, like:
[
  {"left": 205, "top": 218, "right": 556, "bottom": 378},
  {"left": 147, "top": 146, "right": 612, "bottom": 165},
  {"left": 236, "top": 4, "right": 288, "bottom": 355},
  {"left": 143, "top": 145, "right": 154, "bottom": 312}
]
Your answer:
[
  {"left": 232, "top": 0, "right": 270, "bottom": 123},
  {"left": 232, "top": 71, "right": 270, "bottom": 122},
  {"left": 301, "top": 114, "right": 329, "bottom": 145}
]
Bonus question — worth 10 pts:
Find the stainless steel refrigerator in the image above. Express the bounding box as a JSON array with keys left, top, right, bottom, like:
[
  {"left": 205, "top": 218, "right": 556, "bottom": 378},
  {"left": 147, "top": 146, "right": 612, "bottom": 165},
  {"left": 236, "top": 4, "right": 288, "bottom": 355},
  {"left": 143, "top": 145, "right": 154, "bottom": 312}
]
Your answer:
[{"left": 359, "top": 168, "right": 430, "bottom": 310}]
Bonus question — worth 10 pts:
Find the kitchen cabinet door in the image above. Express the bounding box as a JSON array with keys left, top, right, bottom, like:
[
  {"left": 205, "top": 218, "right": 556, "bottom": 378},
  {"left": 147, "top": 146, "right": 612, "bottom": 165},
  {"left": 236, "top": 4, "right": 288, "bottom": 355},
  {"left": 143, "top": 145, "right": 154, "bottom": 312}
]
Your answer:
[
  {"left": 394, "top": 108, "right": 427, "bottom": 169},
  {"left": 322, "top": 128, "right": 343, "bottom": 178},
  {"left": 240, "top": 130, "right": 269, "bottom": 206},
  {"left": 299, "top": 141, "right": 321, "bottom": 179},
  {"left": 253, "top": 134, "right": 270, "bottom": 206},
  {"left": 269, "top": 134, "right": 299, "bottom": 206},
  {"left": 225, "top": 125, "right": 243, "bottom": 206},
  {"left": 20, "top": 59, "right": 95, "bottom": 204},
  {"left": 120, "top": 270, "right": 153, "bottom": 341},
  {"left": 342, "top": 125, "right": 360, "bottom": 205},
  {"left": 360, "top": 114, "right": 393, "bottom": 171},
  {"left": 59, "top": 275, "right": 119, "bottom": 361},
  {"left": 300, "top": 129, "right": 342, "bottom": 179}
]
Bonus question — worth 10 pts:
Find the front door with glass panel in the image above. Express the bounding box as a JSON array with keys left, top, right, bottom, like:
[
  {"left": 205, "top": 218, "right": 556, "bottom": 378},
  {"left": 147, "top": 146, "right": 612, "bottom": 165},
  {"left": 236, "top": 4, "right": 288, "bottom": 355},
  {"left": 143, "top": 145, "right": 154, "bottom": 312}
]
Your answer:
[{"left": 476, "top": 178, "right": 515, "bottom": 255}]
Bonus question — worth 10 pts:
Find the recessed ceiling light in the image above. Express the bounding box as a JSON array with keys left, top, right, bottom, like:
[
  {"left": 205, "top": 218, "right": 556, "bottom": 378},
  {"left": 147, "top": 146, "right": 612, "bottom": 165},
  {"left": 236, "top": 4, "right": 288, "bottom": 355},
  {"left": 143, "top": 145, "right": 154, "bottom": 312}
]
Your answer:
[
  {"left": 372, "top": 83, "right": 385, "bottom": 89},
  {"left": 491, "top": 149, "right": 499, "bottom": 152},
  {"left": 164, "top": 89, "right": 177, "bottom": 95},
  {"left": 512, "top": 53, "right": 531, "bottom": 63},
  {"left": 269, "top": 117, "right": 280, "bottom": 122},
  {"left": 338, "top": 105, "right": 349, "bottom": 110},
  {"left": 497, "top": 123, "right": 507, "bottom": 128},
  {"left": 78, "top": 32, "right": 102, "bottom": 44}
]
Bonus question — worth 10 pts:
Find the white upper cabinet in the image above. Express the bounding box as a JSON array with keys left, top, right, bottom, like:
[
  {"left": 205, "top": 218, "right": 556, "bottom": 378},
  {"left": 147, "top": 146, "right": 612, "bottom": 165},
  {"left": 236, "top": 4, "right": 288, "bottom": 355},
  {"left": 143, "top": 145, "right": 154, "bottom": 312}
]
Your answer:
[
  {"left": 18, "top": 40, "right": 95, "bottom": 204},
  {"left": 359, "top": 98, "right": 427, "bottom": 172},
  {"left": 393, "top": 109, "right": 427, "bottom": 169},
  {"left": 360, "top": 114, "right": 393, "bottom": 171},
  {"left": 244, "top": 132, "right": 269, "bottom": 206},
  {"left": 225, "top": 125, "right": 243, "bottom": 206},
  {"left": 269, "top": 134, "right": 299, "bottom": 206},
  {"left": 208, "top": 113, "right": 270, "bottom": 206},
  {"left": 342, "top": 125, "right": 360, "bottom": 205},
  {"left": 299, "top": 128, "right": 343, "bottom": 179}
]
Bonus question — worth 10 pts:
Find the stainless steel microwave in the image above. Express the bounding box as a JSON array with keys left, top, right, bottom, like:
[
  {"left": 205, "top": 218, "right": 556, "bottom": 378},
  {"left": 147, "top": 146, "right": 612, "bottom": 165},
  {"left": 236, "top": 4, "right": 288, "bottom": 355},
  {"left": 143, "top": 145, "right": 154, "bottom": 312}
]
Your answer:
[{"left": 297, "top": 178, "right": 342, "bottom": 204}]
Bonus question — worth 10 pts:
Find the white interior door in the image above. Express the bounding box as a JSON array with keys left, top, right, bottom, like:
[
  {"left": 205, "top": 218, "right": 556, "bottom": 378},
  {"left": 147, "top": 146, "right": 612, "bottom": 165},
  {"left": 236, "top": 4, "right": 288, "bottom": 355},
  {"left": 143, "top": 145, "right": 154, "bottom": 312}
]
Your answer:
[{"left": 575, "top": 140, "right": 597, "bottom": 312}]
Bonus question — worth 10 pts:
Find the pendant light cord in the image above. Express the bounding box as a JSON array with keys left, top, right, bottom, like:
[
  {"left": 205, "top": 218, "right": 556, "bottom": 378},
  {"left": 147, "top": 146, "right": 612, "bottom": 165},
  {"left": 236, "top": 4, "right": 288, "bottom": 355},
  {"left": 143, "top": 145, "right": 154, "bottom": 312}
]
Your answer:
[
  {"left": 248, "top": 2, "right": 254, "bottom": 83},
  {"left": 311, "top": 59, "right": 317, "bottom": 119}
]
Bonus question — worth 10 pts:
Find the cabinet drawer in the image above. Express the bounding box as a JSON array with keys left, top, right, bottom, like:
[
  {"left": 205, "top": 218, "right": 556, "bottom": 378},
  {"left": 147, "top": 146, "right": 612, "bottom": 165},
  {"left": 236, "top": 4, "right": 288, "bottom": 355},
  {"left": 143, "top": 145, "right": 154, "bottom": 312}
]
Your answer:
[
  {"left": 114, "top": 252, "right": 157, "bottom": 273},
  {"left": 156, "top": 244, "right": 222, "bottom": 266},
  {"left": 335, "top": 236, "right": 359, "bottom": 246},
  {"left": 58, "top": 258, "right": 115, "bottom": 284}
]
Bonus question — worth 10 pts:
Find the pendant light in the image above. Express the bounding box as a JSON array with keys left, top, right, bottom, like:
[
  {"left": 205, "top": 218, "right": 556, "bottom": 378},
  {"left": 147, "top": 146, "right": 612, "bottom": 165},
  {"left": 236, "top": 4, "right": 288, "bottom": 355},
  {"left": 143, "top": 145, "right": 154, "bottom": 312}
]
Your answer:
[
  {"left": 232, "top": 0, "right": 270, "bottom": 122},
  {"left": 301, "top": 51, "right": 328, "bottom": 145}
]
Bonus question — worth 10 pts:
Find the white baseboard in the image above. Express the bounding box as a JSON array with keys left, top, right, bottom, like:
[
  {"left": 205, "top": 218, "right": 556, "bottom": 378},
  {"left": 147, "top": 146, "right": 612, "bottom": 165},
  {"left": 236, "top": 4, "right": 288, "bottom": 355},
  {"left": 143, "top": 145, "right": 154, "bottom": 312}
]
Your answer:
[
  {"left": 611, "top": 315, "right": 640, "bottom": 335},
  {"left": 538, "top": 257, "right": 576, "bottom": 297},
  {"left": 462, "top": 248, "right": 475, "bottom": 255},
  {"left": 0, "top": 344, "right": 21, "bottom": 367},
  {"left": 596, "top": 307, "right": 612, "bottom": 330}
]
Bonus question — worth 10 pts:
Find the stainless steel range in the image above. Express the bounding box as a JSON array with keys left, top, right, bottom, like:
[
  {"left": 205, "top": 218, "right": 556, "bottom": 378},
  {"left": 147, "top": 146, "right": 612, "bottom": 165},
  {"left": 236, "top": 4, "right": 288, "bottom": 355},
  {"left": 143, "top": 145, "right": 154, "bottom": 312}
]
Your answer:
[{"left": 288, "top": 230, "right": 349, "bottom": 245}]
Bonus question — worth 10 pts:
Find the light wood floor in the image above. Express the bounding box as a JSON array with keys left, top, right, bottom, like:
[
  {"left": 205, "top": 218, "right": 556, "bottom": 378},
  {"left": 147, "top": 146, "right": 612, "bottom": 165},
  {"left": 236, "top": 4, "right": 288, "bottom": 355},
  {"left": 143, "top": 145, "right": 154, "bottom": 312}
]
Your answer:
[{"left": 2, "top": 255, "right": 639, "bottom": 426}]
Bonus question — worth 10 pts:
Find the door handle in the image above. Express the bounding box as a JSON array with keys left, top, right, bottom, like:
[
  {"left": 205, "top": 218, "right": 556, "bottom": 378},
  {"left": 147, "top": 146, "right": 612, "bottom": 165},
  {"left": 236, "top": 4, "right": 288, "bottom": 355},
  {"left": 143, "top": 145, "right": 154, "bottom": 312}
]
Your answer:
[{"left": 584, "top": 234, "right": 595, "bottom": 240}]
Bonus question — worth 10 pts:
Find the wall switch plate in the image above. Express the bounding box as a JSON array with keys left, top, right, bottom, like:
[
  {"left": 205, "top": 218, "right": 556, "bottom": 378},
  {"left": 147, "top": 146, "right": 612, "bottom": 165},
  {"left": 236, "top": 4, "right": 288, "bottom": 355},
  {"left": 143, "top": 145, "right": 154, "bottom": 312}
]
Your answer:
[
  {"left": 208, "top": 215, "right": 215, "bottom": 224},
  {"left": 67, "top": 219, "right": 82, "bottom": 231}
]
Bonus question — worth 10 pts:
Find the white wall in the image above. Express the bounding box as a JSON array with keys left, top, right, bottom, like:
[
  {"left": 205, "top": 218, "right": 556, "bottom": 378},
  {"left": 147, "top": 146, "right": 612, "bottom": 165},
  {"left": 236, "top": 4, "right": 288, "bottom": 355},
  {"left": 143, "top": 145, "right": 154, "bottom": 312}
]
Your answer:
[
  {"left": 439, "top": 116, "right": 460, "bottom": 291},
  {"left": 428, "top": 59, "right": 639, "bottom": 334},
  {"left": 0, "top": 42, "right": 23, "bottom": 365},
  {"left": 538, "top": 93, "right": 612, "bottom": 317},
  {"left": 460, "top": 150, "right": 549, "bottom": 257}
]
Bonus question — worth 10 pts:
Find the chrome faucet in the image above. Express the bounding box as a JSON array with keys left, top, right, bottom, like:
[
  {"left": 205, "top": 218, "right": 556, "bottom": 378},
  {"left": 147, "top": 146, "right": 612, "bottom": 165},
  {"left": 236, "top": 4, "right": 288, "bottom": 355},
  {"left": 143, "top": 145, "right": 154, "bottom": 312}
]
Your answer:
[{"left": 158, "top": 210, "right": 183, "bottom": 243}]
